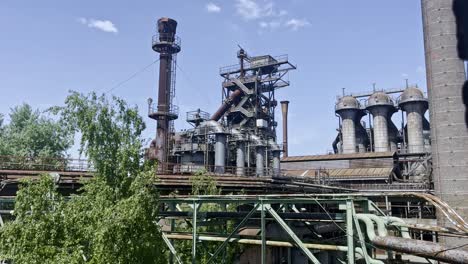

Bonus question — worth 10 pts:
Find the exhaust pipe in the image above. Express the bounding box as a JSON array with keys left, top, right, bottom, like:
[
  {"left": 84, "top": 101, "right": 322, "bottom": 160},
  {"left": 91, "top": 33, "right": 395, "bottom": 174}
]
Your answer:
[{"left": 280, "top": 101, "right": 289, "bottom": 157}]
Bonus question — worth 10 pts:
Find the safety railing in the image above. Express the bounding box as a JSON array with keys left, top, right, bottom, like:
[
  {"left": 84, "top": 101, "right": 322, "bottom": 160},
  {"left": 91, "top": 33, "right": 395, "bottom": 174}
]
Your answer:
[
  {"left": 0, "top": 155, "right": 93, "bottom": 172},
  {"left": 219, "top": 54, "right": 289, "bottom": 75},
  {"left": 148, "top": 103, "right": 179, "bottom": 119},
  {"left": 151, "top": 33, "right": 181, "bottom": 52},
  {"left": 156, "top": 162, "right": 277, "bottom": 177}
]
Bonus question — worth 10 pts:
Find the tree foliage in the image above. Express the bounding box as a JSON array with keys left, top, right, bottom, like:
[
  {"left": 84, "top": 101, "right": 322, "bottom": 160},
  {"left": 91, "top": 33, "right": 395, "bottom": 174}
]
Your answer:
[
  {"left": 0, "top": 104, "right": 72, "bottom": 158},
  {"left": 0, "top": 92, "right": 166, "bottom": 263}
]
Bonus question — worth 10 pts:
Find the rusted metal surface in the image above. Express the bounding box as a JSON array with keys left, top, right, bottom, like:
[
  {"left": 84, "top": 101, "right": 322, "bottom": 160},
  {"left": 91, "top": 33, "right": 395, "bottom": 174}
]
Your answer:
[
  {"left": 280, "top": 101, "right": 289, "bottom": 157},
  {"left": 210, "top": 89, "right": 243, "bottom": 121},
  {"left": 372, "top": 236, "right": 468, "bottom": 264}
]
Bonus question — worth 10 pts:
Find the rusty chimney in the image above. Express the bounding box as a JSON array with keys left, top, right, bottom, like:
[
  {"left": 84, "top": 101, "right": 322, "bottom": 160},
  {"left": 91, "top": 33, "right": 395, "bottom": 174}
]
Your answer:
[
  {"left": 280, "top": 101, "right": 290, "bottom": 157},
  {"left": 148, "top": 17, "right": 181, "bottom": 165}
]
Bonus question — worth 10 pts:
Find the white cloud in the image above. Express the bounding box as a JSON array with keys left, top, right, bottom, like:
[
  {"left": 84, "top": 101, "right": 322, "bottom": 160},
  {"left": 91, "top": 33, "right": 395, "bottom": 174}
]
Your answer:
[
  {"left": 206, "top": 2, "right": 221, "bottom": 13},
  {"left": 236, "top": 0, "right": 280, "bottom": 20},
  {"left": 259, "top": 20, "right": 281, "bottom": 30},
  {"left": 285, "top": 18, "right": 310, "bottom": 31},
  {"left": 78, "top": 17, "right": 118, "bottom": 34}
]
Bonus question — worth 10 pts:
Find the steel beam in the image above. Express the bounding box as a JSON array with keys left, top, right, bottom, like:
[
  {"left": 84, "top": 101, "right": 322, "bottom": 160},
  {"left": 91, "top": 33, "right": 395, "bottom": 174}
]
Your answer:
[
  {"left": 207, "top": 203, "right": 260, "bottom": 263},
  {"left": 265, "top": 204, "right": 321, "bottom": 264},
  {"left": 346, "top": 199, "right": 355, "bottom": 264},
  {"left": 161, "top": 232, "right": 183, "bottom": 264}
]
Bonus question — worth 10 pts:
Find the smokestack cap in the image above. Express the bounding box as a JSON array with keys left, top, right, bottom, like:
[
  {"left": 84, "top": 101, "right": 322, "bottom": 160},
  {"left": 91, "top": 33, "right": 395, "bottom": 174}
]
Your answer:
[
  {"left": 399, "top": 87, "right": 428, "bottom": 108},
  {"left": 366, "top": 92, "right": 394, "bottom": 109},
  {"left": 335, "top": 96, "right": 360, "bottom": 112},
  {"left": 157, "top": 17, "right": 178, "bottom": 34}
]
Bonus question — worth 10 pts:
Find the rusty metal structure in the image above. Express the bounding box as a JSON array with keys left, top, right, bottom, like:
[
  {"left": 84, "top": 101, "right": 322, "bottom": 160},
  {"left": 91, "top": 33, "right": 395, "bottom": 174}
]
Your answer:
[{"left": 147, "top": 17, "right": 181, "bottom": 166}]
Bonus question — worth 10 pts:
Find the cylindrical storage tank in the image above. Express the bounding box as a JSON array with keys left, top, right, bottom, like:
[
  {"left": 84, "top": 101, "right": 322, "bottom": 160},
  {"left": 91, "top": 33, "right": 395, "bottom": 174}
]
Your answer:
[
  {"left": 256, "top": 146, "right": 265, "bottom": 177},
  {"left": 366, "top": 92, "right": 396, "bottom": 152},
  {"left": 236, "top": 141, "right": 246, "bottom": 176},
  {"left": 335, "top": 96, "right": 361, "bottom": 154},
  {"left": 214, "top": 134, "right": 226, "bottom": 174},
  {"left": 399, "top": 87, "right": 428, "bottom": 153}
]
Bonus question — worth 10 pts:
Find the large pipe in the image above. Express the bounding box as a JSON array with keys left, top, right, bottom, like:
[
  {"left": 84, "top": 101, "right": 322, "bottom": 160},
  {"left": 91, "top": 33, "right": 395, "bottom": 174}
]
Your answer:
[
  {"left": 210, "top": 89, "right": 244, "bottom": 121},
  {"left": 357, "top": 214, "right": 468, "bottom": 263},
  {"left": 256, "top": 146, "right": 265, "bottom": 177},
  {"left": 232, "top": 129, "right": 246, "bottom": 176},
  {"left": 373, "top": 236, "right": 468, "bottom": 264},
  {"left": 214, "top": 134, "right": 226, "bottom": 174},
  {"left": 422, "top": 0, "right": 468, "bottom": 247},
  {"left": 196, "top": 121, "right": 227, "bottom": 174},
  {"left": 280, "top": 101, "right": 289, "bottom": 157},
  {"left": 269, "top": 140, "right": 282, "bottom": 177}
]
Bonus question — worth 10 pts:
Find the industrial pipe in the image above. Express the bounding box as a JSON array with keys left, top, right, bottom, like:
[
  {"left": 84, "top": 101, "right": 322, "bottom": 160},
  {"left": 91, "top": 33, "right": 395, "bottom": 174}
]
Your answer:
[
  {"left": 210, "top": 89, "right": 244, "bottom": 121},
  {"left": 251, "top": 135, "right": 266, "bottom": 176},
  {"left": 164, "top": 233, "right": 383, "bottom": 263},
  {"left": 196, "top": 121, "right": 228, "bottom": 174},
  {"left": 373, "top": 236, "right": 468, "bottom": 264},
  {"left": 269, "top": 140, "right": 282, "bottom": 177},
  {"left": 357, "top": 214, "right": 468, "bottom": 264},
  {"left": 280, "top": 101, "right": 289, "bottom": 157}
]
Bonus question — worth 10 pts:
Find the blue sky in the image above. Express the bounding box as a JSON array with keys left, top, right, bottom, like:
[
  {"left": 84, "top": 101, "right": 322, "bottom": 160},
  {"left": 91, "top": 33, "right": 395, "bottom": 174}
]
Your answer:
[{"left": 0, "top": 0, "right": 427, "bottom": 156}]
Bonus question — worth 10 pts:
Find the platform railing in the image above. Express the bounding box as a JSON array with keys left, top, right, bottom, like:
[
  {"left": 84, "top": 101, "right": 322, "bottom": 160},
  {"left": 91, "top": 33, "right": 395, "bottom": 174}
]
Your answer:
[{"left": 0, "top": 155, "right": 93, "bottom": 172}]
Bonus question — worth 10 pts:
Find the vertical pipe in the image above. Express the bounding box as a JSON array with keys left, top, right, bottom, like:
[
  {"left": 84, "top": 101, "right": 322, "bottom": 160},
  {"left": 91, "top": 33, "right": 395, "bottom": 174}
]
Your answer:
[
  {"left": 346, "top": 200, "right": 355, "bottom": 264},
  {"left": 214, "top": 134, "right": 226, "bottom": 174},
  {"left": 422, "top": 0, "right": 468, "bottom": 247},
  {"left": 236, "top": 142, "right": 245, "bottom": 176},
  {"left": 280, "top": 101, "right": 290, "bottom": 157},
  {"left": 256, "top": 146, "right": 265, "bottom": 177},
  {"left": 272, "top": 150, "right": 281, "bottom": 177}
]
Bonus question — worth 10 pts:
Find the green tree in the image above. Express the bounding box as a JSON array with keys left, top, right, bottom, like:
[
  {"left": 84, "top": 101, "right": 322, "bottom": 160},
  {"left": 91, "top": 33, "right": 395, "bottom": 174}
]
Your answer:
[
  {"left": 0, "top": 92, "right": 166, "bottom": 263},
  {"left": 172, "top": 171, "right": 241, "bottom": 263},
  {"left": 0, "top": 104, "right": 72, "bottom": 158}
]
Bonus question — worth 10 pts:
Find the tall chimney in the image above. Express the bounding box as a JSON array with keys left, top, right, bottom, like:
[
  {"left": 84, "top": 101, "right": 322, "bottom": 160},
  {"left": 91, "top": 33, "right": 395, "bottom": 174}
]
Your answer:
[
  {"left": 149, "top": 18, "right": 181, "bottom": 165},
  {"left": 280, "top": 101, "right": 290, "bottom": 157},
  {"left": 421, "top": 0, "right": 468, "bottom": 246}
]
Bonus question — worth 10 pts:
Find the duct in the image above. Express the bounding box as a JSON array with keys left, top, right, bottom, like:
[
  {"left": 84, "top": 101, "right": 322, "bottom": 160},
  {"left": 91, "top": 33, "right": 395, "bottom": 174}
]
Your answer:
[
  {"left": 232, "top": 129, "right": 246, "bottom": 176},
  {"left": 195, "top": 120, "right": 225, "bottom": 135},
  {"left": 269, "top": 140, "right": 282, "bottom": 177},
  {"left": 332, "top": 133, "right": 340, "bottom": 154},
  {"left": 195, "top": 121, "right": 227, "bottom": 173},
  {"left": 256, "top": 146, "right": 266, "bottom": 177},
  {"left": 210, "top": 89, "right": 244, "bottom": 121},
  {"left": 164, "top": 233, "right": 383, "bottom": 264},
  {"left": 372, "top": 236, "right": 468, "bottom": 264},
  {"left": 250, "top": 135, "right": 266, "bottom": 176},
  {"left": 384, "top": 216, "right": 411, "bottom": 239},
  {"left": 280, "top": 101, "right": 289, "bottom": 157},
  {"left": 214, "top": 134, "right": 227, "bottom": 174},
  {"left": 357, "top": 214, "right": 468, "bottom": 263},
  {"left": 236, "top": 142, "right": 246, "bottom": 176}
]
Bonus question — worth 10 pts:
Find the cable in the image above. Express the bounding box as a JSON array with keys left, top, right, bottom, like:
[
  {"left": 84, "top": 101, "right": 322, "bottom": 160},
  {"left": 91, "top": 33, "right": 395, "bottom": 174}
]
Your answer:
[
  {"left": 101, "top": 59, "right": 160, "bottom": 94},
  {"left": 434, "top": 242, "right": 468, "bottom": 256}
]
